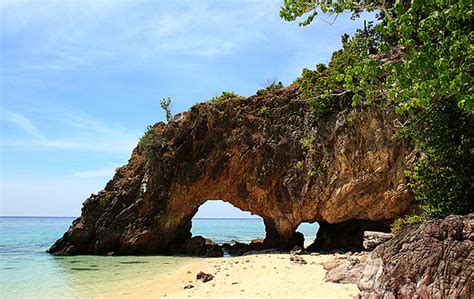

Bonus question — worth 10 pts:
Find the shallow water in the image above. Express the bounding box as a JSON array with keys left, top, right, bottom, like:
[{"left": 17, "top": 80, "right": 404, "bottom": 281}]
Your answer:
[{"left": 0, "top": 217, "right": 318, "bottom": 298}]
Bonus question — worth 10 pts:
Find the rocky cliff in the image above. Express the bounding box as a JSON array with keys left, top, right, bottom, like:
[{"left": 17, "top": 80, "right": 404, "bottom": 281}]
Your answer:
[
  {"left": 358, "top": 214, "right": 473, "bottom": 298},
  {"left": 49, "top": 86, "right": 415, "bottom": 255}
]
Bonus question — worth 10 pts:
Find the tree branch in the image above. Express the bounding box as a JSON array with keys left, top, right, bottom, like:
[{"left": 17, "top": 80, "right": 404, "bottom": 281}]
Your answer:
[{"left": 305, "top": 1, "right": 393, "bottom": 21}]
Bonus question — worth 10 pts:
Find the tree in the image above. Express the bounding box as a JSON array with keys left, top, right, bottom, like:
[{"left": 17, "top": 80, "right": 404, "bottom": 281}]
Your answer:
[
  {"left": 280, "top": 0, "right": 474, "bottom": 217},
  {"left": 280, "top": 0, "right": 394, "bottom": 26},
  {"left": 160, "top": 97, "right": 172, "bottom": 122}
]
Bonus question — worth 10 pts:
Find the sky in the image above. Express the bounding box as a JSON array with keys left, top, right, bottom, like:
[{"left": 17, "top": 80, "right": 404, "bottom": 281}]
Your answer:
[{"left": 0, "top": 0, "right": 373, "bottom": 217}]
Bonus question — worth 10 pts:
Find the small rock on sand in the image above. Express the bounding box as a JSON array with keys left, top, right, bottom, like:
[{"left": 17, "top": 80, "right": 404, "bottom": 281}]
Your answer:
[
  {"left": 290, "top": 245, "right": 304, "bottom": 255},
  {"left": 184, "top": 284, "right": 194, "bottom": 289},
  {"left": 196, "top": 271, "right": 214, "bottom": 283},
  {"left": 289, "top": 255, "right": 307, "bottom": 265}
]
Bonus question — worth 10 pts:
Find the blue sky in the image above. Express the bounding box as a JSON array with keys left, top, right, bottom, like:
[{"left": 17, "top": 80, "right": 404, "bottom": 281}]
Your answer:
[{"left": 1, "top": 0, "right": 372, "bottom": 217}]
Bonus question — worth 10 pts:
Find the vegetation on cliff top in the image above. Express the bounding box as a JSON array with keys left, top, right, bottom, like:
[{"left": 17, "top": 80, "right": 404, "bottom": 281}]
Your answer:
[
  {"left": 137, "top": 0, "right": 472, "bottom": 219},
  {"left": 281, "top": 0, "right": 473, "bottom": 218},
  {"left": 210, "top": 91, "right": 241, "bottom": 104}
]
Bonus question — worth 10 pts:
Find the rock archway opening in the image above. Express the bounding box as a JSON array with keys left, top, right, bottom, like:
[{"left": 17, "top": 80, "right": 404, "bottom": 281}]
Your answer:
[
  {"left": 187, "top": 200, "right": 267, "bottom": 256},
  {"left": 295, "top": 222, "right": 320, "bottom": 248},
  {"left": 191, "top": 200, "right": 263, "bottom": 243}
]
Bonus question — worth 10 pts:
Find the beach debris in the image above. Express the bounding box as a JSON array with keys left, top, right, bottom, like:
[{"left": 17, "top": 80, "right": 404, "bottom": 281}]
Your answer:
[
  {"left": 196, "top": 271, "right": 214, "bottom": 283},
  {"left": 183, "top": 284, "right": 194, "bottom": 289},
  {"left": 289, "top": 255, "right": 307, "bottom": 265}
]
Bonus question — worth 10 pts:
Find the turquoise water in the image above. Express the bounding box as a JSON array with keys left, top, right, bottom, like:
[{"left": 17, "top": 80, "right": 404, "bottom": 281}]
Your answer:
[
  {"left": 191, "top": 218, "right": 319, "bottom": 244},
  {"left": 0, "top": 217, "right": 318, "bottom": 298}
]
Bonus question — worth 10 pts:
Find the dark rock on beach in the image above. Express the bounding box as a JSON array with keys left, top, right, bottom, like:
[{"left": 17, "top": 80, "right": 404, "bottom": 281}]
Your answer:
[
  {"left": 206, "top": 244, "right": 224, "bottom": 258},
  {"left": 289, "top": 255, "right": 307, "bottom": 265},
  {"left": 290, "top": 245, "right": 304, "bottom": 255},
  {"left": 196, "top": 271, "right": 214, "bottom": 283}
]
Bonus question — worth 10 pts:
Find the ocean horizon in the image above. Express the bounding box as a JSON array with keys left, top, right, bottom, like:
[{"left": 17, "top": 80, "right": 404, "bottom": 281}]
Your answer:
[{"left": 0, "top": 216, "right": 319, "bottom": 298}]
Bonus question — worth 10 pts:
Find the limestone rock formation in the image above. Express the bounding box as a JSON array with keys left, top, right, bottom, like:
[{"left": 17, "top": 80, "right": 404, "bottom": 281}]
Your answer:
[
  {"left": 362, "top": 231, "right": 394, "bottom": 251},
  {"left": 48, "top": 86, "right": 415, "bottom": 255},
  {"left": 358, "top": 214, "right": 473, "bottom": 298}
]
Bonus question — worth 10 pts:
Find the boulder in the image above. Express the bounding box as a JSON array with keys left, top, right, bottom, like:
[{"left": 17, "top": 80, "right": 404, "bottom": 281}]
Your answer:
[
  {"left": 224, "top": 242, "right": 251, "bottom": 256},
  {"left": 363, "top": 231, "right": 394, "bottom": 251},
  {"left": 358, "top": 214, "right": 473, "bottom": 298},
  {"left": 182, "top": 236, "right": 208, "bottom": 256},
  {"left": 325, "top": 262, "right": 365, "bottom": 284},
  {"left": 206, "top": 244, "right": 224, "bottom": 257}
]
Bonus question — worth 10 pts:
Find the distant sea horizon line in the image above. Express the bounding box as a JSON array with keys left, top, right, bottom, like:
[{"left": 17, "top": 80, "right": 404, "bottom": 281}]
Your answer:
[{"left": 0, "top": 215, "right": 260, "bottom": 220}]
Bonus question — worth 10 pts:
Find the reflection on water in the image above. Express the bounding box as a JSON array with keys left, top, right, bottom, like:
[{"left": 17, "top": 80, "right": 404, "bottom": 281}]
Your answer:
[{"left": 53, "top": 255, "right": 196, "bottom": 297}]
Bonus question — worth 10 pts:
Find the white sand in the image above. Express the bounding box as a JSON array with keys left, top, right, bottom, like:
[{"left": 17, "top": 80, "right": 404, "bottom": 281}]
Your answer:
[{"left": 120, "top": 253, "right": 358, "bottom": 299}]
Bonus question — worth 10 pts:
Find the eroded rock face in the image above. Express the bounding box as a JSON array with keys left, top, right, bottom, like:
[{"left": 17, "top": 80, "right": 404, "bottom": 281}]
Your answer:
[
  {"left": 358, "top": 214, "right": 474, "bottom": 298},
  {"left": 363, "top": 231, "right": 394, "bottom": 251},
  {"left": 48, "top": 86, "right": 415, "bottom": 255}
]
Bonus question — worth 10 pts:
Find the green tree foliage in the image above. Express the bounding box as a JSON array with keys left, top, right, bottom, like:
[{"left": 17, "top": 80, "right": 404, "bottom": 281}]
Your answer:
[
  {"left": 281, "top": 0, "right": 474, "bottom": 217},
  {"left": 210, "top": 91, "right": 240, "bottom": 104},
  {"left": 160, "top": 97, "right": 173, "bottom": 122},
  {"left": 280, "top": 0, "right": 393, "bottom": 26},
  {"left": 294, "top": 29, "right": 381, "bottom": 118},
  {"left": 259, "top": 78, "right": 284, "bottom": 93},
  {"left": 138, "top": 125, "right": 163, "bottom": 162},
  {"left": 402, "top": 100, "right": 474, "bottom": 217}
]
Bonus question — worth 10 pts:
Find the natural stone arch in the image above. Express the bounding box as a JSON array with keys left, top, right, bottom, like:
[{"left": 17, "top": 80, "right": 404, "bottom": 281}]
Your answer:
[{"left": 49, "top": 87, "right": 415, "bottom": 256}]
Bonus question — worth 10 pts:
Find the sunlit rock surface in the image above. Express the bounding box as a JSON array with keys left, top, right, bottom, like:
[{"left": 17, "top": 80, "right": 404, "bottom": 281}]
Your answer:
[{"left": 49, "top": 86, "right": 415, "bottom": 255}]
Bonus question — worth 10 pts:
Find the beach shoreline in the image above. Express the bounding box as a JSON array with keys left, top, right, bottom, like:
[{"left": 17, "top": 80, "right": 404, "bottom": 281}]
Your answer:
[{"left": 112, "top": 253, "right": 359, "bottom": 299}]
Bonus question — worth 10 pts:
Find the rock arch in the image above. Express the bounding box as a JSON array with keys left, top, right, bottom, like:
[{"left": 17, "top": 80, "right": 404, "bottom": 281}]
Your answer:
[{"left": 49, "top": 87, "right": 415, "bottom": 255}]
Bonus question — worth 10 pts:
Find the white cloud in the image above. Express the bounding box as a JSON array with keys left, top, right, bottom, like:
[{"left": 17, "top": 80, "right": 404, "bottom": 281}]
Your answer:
[
  {"left": 0, "top": 107, "right": 140, "bottom": 154},
  {"left": 1, "top": 0, "right": 282, "bottom": 72},
  {"left": 1, "top": 110, "right": 43, "bottom": 138}
]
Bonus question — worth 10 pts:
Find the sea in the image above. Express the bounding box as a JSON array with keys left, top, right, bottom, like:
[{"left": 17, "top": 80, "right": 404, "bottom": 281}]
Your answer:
[{"left": 0, "top": 217, "right": 318, "bottom": 298}]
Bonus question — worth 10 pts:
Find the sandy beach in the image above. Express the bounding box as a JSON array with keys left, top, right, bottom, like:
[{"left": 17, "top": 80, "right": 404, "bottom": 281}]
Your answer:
[{"left": 116, "top": 253, "right": 359, "bottom": 299}]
